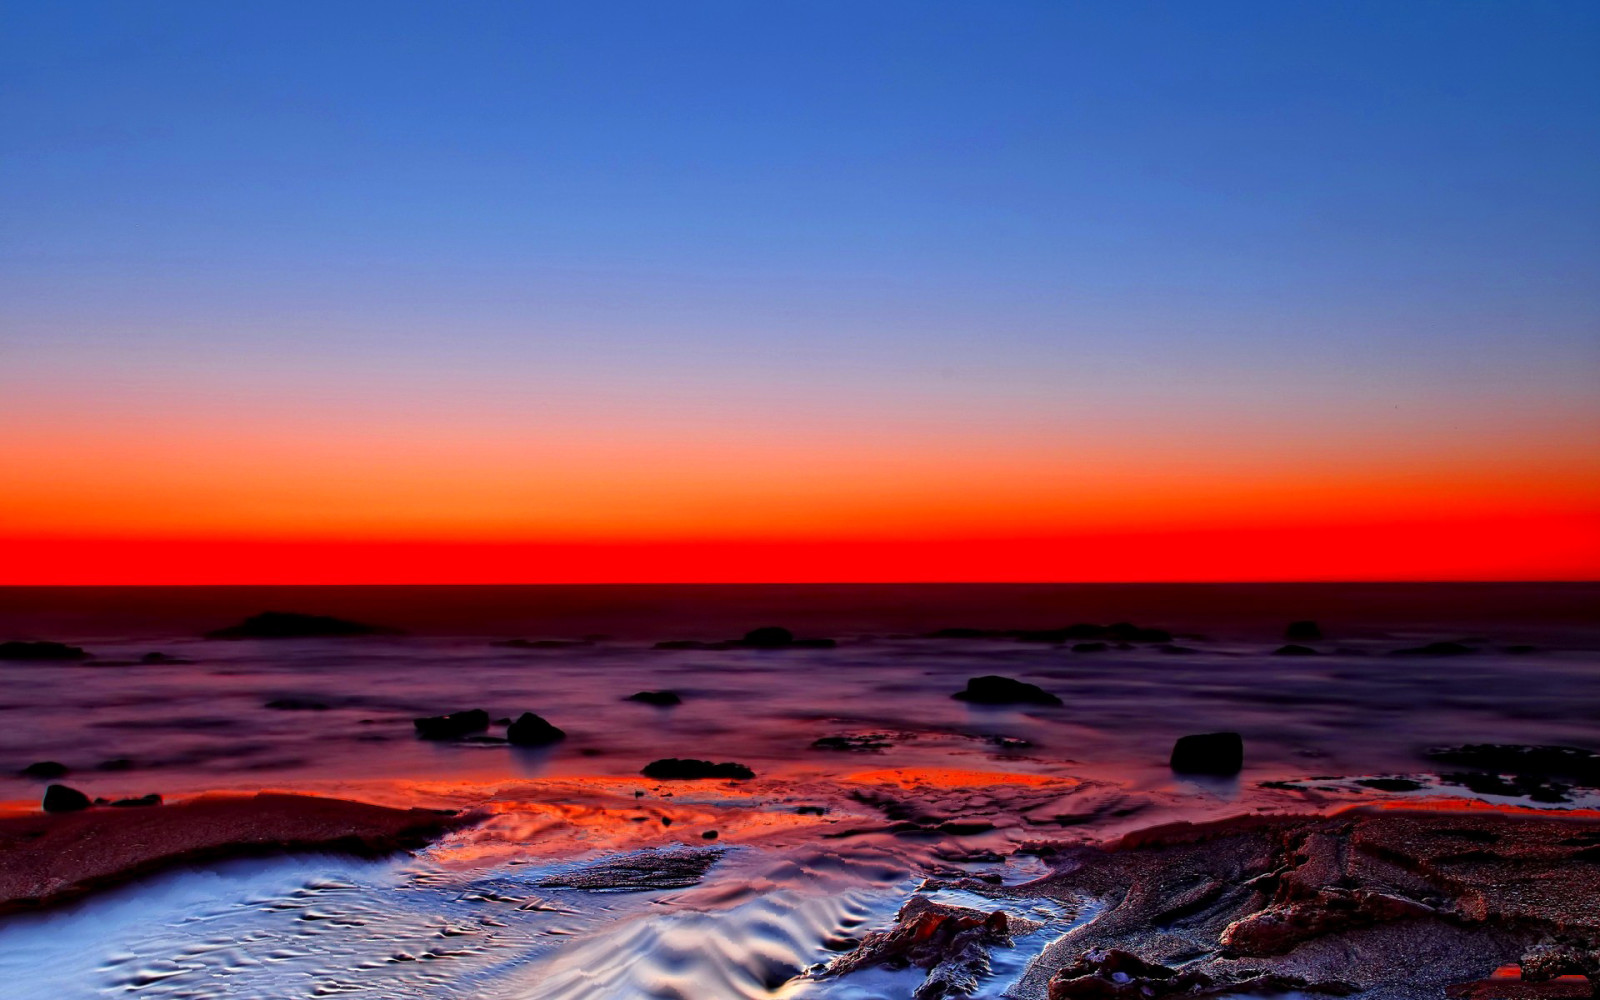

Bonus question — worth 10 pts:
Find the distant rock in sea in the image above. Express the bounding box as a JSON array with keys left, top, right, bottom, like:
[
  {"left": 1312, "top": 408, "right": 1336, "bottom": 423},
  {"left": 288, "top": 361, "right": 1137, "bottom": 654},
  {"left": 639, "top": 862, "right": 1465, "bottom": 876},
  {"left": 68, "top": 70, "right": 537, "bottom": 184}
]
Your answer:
[
  {"left": 641, "top": 758, "right": 755, "bottom": 780},
  {"left": 1284, "top": 620, "right": 1323, "bottom": 641},
  {"left": 506, "top": 712, "right": 566, "bottom": 747},
  {"left": 624, "top": 690, "right": 682, "bottom": 707},
  {"left": 1391, "top": 641, "right": 1475, "bottom": 657},
  {"left": 653, "top": 627, "right": 835, "bottom": 651},
  {"left": 492, "top": 638, "right": 589, "bottom": 649},
  {"left": 1170, "top": 732, "right": 1245, "bottom": 776},
  {"left": 20, "top": 761, "right": 69, "bottom": 779},
  {"left": 0, "top": 641, "right": 90, "bottom": 661},
  {"left": 1272, "top": 644, "right": 1319, "bottom": 656},
  {"left": 952, "top": 675, "right": 1062, "bottom": 707},
  {"left": 205, "top": 612, "right": 396, "bottom": 640},
  {"left": 413, "top": 709, "right": 490, "bottom": 740},
  {"left": 264, "top": 698, "right": 331, "bottom": 711}
]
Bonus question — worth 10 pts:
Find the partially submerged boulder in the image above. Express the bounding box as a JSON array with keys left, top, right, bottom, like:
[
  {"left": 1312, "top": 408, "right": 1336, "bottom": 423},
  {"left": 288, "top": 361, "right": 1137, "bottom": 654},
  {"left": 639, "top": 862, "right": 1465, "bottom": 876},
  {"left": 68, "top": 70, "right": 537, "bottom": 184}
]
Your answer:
[
  {"left": 205, "top": 612, "right": 394, "bottom": 640},
  {"left": 0, "top": 641, "right": 90, "bottom": 662},
  {"left": 1170, "top": 732, "right": 1244, "bottom": 776},
  {"left": 42, "top": 785, "right": 92, "bottom": 813},
  {"left": 1273, "top": 644, "right": 1319, "bottom": 656},
  {"left": 20, "top": 761, "right": 68, "bottom": 780},
  {"left": 624, "top": 690, "right": 682, "bottom": 707},
  {"left": 506, "top": 712, "right": 566, "bottom": 747},
  {"left": 952, "top": 675, "right": 1062, "bottom": 707},
  {"left": 413, "top": 709, "right": 490, "bottom": 740},
  {"left": 641, "top": 758, "right": 755, "bottom": 780}
]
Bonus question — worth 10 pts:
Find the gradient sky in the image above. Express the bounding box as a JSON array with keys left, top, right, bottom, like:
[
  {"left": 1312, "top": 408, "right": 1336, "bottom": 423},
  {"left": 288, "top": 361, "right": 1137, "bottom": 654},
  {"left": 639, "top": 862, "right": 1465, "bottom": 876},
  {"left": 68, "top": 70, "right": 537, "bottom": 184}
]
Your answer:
[{"left": 3, "top": 1, "right": 1598, "bottom": 583}]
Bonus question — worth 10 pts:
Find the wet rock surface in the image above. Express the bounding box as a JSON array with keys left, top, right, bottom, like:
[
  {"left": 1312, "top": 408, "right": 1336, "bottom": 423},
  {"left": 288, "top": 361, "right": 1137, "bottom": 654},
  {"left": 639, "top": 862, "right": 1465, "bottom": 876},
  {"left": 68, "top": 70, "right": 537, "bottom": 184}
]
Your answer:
[
  {"left": 536, "top": 847, "right": 724, "bottom": 891},
  {"left": 505, "top": 712, "right": 566, "bottom": 747},
  {"left": 820, "top": 894, "right": 1043, "bottom": 998}
]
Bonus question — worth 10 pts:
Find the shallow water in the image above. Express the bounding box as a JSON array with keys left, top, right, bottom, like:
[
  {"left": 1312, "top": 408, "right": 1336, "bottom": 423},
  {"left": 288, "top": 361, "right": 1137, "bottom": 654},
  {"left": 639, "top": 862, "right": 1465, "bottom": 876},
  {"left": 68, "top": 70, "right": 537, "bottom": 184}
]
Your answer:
[{"left": 1, "top": 586, "right": 1597, "bottom": 998}]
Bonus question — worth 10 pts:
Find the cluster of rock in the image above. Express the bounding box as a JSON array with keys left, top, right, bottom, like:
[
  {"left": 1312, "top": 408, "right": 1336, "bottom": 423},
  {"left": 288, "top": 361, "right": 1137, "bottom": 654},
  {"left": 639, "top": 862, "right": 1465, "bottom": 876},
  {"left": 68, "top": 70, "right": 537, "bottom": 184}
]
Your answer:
[{"left": 412, "top": 709, "right": 566, "bottom": 747}]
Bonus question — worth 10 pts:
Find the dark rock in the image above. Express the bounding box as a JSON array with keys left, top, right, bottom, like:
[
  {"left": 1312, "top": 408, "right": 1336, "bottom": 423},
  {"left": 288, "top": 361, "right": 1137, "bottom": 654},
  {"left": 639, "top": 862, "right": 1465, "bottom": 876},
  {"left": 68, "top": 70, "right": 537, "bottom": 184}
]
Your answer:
[
  {"left": 1355, "top": 777, "right": 1425, "bottom": 792},
  {"left": 740, "top": 626, "right": 794, "bottom": 647},
  {"left": 43, "top": 784, "right": 92, "bottom": 812},
  {"left": 624, "top": 690, "right": 682, "bottom": 707},
  {"left": 492, "top": 638, "right": 587, "bottom": 649},
  {"left": 505, "top": 712, "right": 566, "bottom": 747},
  {"left": 1439, "top": 771, "right": 1572, "bottom": 803},
  {"left": 1170, "top": 732, "right": 1244, "bottom": 776},
  {"left": 537, "top": 847, "right": 724, "bottom": 890},
  {"left": 1047, "top": 946, "right": 1356, "bottom": 999},
  {"left": 821, "top": 895, "right": 1042, "bottom": 999},
  {"left": 952, "top": 675, "right": 1062, "bottom": 707},
  {"left": 796, "top": 805, "right": 828, "bottom": 815},
  {"left": 1221, "top": 887, "right": 1436, "bottom": 956},
  {"left": 1425, "top": 744, "right": 1600, "bottom": 785},
  {"left": 413, "top": 709, "right": 491, "bottom": 740},
  {"left": 205, "top": 611, "right": 395, "bottom": 640},
  {"left": 138, "top": 652, "right": 191, "bottom": 664},
  {"left": 264, "top": 698, "right": 330, "bottom": 711},
  {"left": 1391, "top": 641, "right": 1475, "bottom": 657},
  {"left": 1285, "top": 620, "right": 1324, "bottom": 641},
  {"left": 641, "top": 758, "right": 755, "bottom": 780},
  {"left": 109, "top": 794, "right": 162, "bottom": 808},
  {"left": 1072, "top": 641, "right": 1109, "bottom": 653},
  {"left": 813, "top": 734, "right": 894, "bottom": 752},
  {"left": 0, "top": 641, "right": 90, "bottom": 661},
  {"left": 702, "top": 829, "right": 718, "bottom": 840},
  {"left": 20, "top": 761, "right": 68, "bottom": 779},
  {"left": 1273, "top": 644, "right": 1320, "bottom": 656}
]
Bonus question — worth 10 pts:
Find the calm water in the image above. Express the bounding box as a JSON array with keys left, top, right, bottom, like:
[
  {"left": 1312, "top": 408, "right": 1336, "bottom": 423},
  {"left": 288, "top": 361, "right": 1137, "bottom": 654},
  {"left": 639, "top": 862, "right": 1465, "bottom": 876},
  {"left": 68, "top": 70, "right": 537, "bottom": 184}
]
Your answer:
[{"left": 1, "top": 584, "right": 1596, "bottom": 999}]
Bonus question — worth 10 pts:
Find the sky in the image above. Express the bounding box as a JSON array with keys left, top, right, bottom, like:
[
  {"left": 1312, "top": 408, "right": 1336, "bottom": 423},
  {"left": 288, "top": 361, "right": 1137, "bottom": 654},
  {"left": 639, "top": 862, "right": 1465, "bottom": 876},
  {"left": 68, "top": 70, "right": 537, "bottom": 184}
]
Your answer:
[{"left": 2, "top": 1, "right": 1598, "bottom": 584}]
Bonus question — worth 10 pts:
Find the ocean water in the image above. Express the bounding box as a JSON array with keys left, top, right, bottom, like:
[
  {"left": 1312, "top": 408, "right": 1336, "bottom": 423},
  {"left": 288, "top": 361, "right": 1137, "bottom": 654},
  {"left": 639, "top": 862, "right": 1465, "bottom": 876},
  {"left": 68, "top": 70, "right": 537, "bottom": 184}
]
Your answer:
[{"left": 0, "top": 584, "right": 1596, "bottom": 998}]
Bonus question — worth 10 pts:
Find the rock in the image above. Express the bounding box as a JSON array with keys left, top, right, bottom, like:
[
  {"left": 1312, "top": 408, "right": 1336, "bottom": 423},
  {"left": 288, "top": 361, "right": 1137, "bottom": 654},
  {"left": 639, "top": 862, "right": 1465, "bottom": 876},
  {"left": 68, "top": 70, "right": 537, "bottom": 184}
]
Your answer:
[
  {"left": 1285, "top": 620, "right": 1324, "bottom": 641},
  {"left": 813, "top": 734, "right": 894, "bottom": 752},
  {"left": 263, "top": 698, "right": 330, "bottom": 711},
  {"left": 735, "top": 627, "right": 836, "bottom": 649},
  {"left": 952, "top": 675, "right": 1062, "bottom": 707},
  {"left": 1072, "top": 642, "right": 1109, "bottom": 653},
  {"left": 412, "top": 709, "right": 490, "bottom": 740},
  {"left": 1273, "top": 644, "right": 1319, "bottom": 656},
  {"left": 138, "top": 652, "right": 189, "bottom": 664},
  {"left": 1220, "top": 887, "right": 1436, "bottom": 956},
  {"left": 624, "top": 690, "right": 682, "bottom": 707},
  {"left": 538, "top": 847, "right": 724, "bottom": 890},
  {"left": 1170, "top": 732, "right": 1244, "bottom": 776},
  {"left": 492, "top": 638, "right": 587, "bottom": 649},
  {"left": 821, "top": 895, "right": 1041, "bottom": 999},
  {"left": 108, "top": 794, "right": 162, "bottom": 808},
  {"left": 1047, "top": 947, "right": 1355, "bottom": 999},
  {"left": 641, "top": 758, "right": 755, "bottom": 780},
  {"left": 20, "top": 761, "right": 68, "bottom": 779},
  {"left": 205, "top": 612, "right": 395, "bottom": 640},
  {"left": 42, "top": 784, "right": 92, "bottom": 813},
  {"left": 1356, "top": 777, "right": 1425, "bottom": 792},
  {"left": 702, "top": 829, "right": 719, "bottom": 840},
  {"left": 1425, "top": 744, "right": 1600, "bottom": 785},
  {"left": 0, "top": 641, "right": 90, "bottom": 661},
  {"left": 1391, "top": 641, "right": 1475, "bottom": 656},
  {"left": 505, "top": 712, "right": 566, "bottom": 747}
]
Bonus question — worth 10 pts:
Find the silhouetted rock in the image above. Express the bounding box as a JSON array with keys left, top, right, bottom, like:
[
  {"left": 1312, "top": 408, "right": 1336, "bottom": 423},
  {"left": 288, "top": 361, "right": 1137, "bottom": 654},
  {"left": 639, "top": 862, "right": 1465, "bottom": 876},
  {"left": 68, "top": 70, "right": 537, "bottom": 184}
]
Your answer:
[
  {"left": 740, "top": 626, "right": 794, "bottom": 647},
  {"left": 952, "top": 675, "right": 1062, "bottom": 706},
  {"left": 264, "top": 698, "right": 330, "bottom": 711},
  {"left": 0, "top": 641, "right": 89, "bottom": 661},
  {"left": 492, "top": 638, "right": 588, "bottom": 649},
  {"left": 1273, "top": 644, "right": 1319, "bottom": 656},
  {"left": 205, "top": 612, "right": 395, "bottom": 640},
  {"left": 506, "top": 712, "right": 566, "bottom": 747},
  {"left": 413, "top": 709, "right": 490, "bottom": 740},
  {"left": 138, "top": 652, "right": 189, "bottom": 664},
  {"left": 1072, "top": 641, "right": 1109, "bottom": 653},
  {"left": 641, "top": 758, "right": 755, "bottom": 780},
  {"left": 1170, "top": 732, "right": 1244, "bottom": 776},
  {"left": 1391, "top": 641, "right": 1474, "bottom": 657},
  {"left": 108, "top": 794, "right": 162, "bottom": 808},
  {"left": 43, "top": 784, "right": 92, "bottom": 813},
  {"left": 1425, "top": 744, "right": 1600, "bottom": 785},
  {"left": 1285, "top": 620, "right": 1324, "bottom": 641},
  {"left": 625, "top": 690, "right": 682, "bottom": 707},
  {"left": 20, "top": 761, "right": 68, "bottom": 779}
]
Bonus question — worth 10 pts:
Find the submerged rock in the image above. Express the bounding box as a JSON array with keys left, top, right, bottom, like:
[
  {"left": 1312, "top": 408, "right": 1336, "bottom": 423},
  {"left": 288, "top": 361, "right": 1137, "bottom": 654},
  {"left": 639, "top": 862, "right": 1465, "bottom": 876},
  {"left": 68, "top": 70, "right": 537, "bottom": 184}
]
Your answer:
[
  {"left": 20, "top": 761, "right": 68, "bottom": 779},
  {"left": 42, "top": 784, "right": 92, "bottom": 813},
  {"left": 1170, "top": 732, "right": 1244, "bottom": 776},
  {"left": 0, "top": 641, "right": 90, "bottom": 661},
  {"left": 505, "top": 712, "right": 566, "bottom": 747},
  {"left": 821, "top": 895, "right": 1042, "bottom": 999},
  {"left": 952, "top": 675, "right": 1062, "bottom": 707},
  {"left": 107, "top": 794, "right": 162, "bottom": 808},
  {"left": 537, "top": 847, "right": 724, "bottom": 891},
  {"left": 624, "top": 690, "right": 682, "bottom": 707},
  {"left": 641, "top": 758, "right": 755, "bottom": 780},
  {"left": 1425, "top": 743, "right": 1600, "bottom": 785},
  {"left": 413, "top": 709, "right": 491, "bottom": 740},
  {"left": 205, "top": 612, "right": 395, "bottom": 640}
]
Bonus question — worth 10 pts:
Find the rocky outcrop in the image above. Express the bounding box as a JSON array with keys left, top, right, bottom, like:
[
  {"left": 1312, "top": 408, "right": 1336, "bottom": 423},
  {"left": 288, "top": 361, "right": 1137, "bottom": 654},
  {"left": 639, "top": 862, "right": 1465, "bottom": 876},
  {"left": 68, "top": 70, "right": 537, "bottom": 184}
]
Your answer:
[
  {"left": 640, "top": 758, "right": 755, "bottom": 780},
  {"left": 1169, "top": 732, "right": 1244, "bottom": 775},
  {"left": 952, "top": 675, "right": 1062, "bottom": 707},
  {"left": 506, "top": 712, "right": 566, "bottom": 747},
  {"left": 205, "top": 612, "right": 395, "bottom": 639}
]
